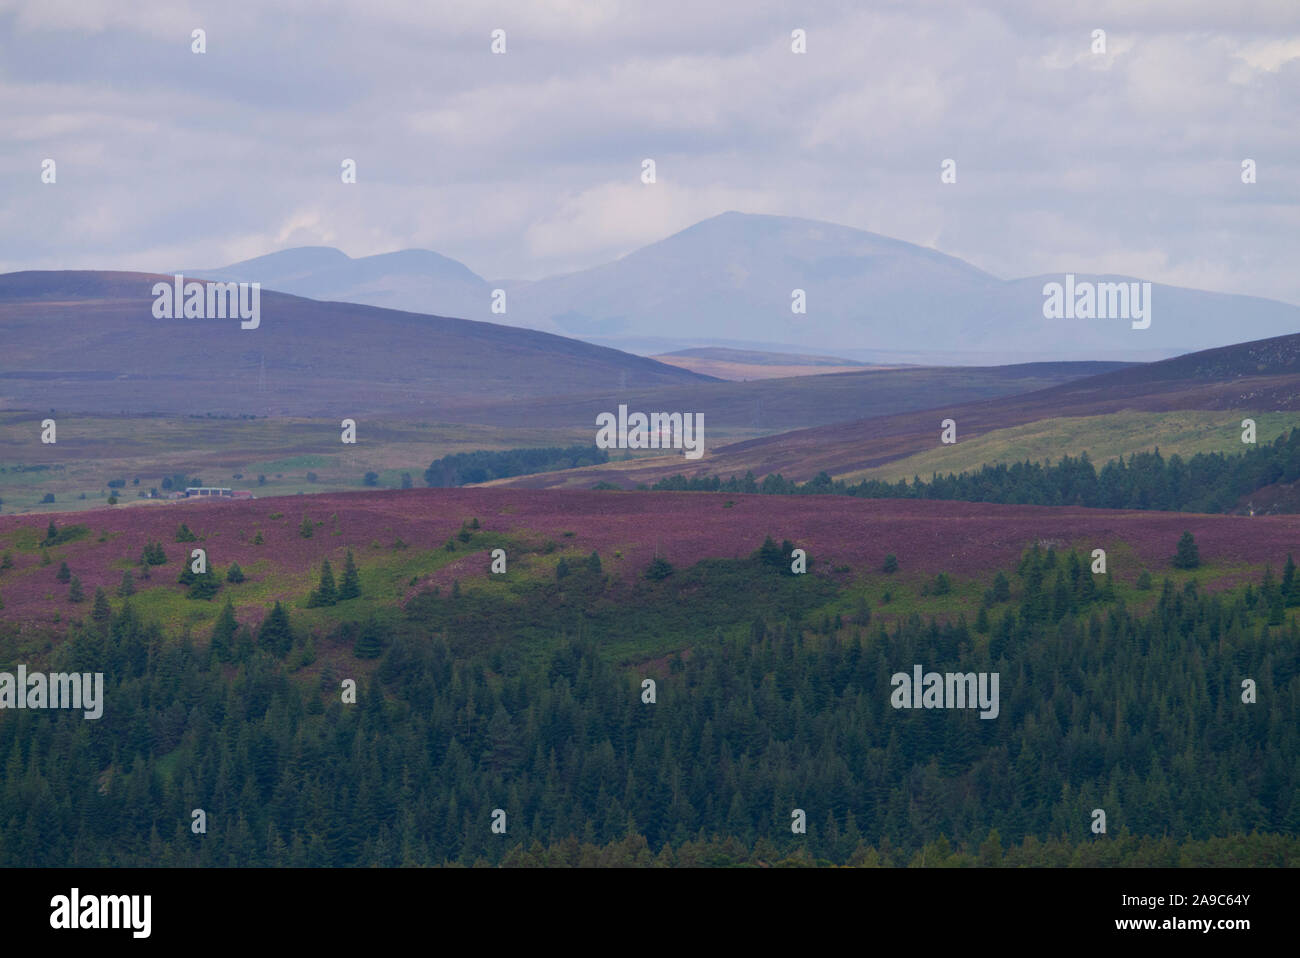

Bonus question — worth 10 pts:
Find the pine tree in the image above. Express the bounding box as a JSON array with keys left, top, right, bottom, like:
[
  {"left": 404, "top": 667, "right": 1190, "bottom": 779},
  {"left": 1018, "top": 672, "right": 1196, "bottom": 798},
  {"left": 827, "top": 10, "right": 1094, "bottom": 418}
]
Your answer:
[
  {"left": 175, "top": 522, "right": 197, "bottom": 542},
  {"left": 353, "top": 619, "right": 384, "bottom": 659},
  {"left": 226, "top": 562, "right": 245, "bottom": 584},
  {"left": 752, "top": 535, "right": 783, "bottom": 568},
  {"left": 90, "top": 587, "right": 111, "bottom": 623},
  {"left": 68, "top": 576, "right": 84, "bottom": 602},
  {"left": 45, "top": 520, "right": 57, "bottom": 544},
  {"left": 117, "top": 569, "right": 135, "bottom": 597},
  {"left": 586, "top": 551, "right": 602, "bottom": 575},
  {"left": 0, "top": 552, "right": 12, "bottom": 571},
  {"left": 257, "top": 601, "right": 294, "bottom": 658},
  {"left": 338, "top": 551, "right": 361, "bottom": 600},
  {"left": 645, "top": 556, "right": 673, "bottom": 580},
  {"left": 187, "top": 575, "right": 220, "bottom": 600},
  {"left": 56, "top": 560, "right": 71, "bottom": 583},
  {"left": 882, "top": 553, "right": 899, "bottom": 574},
  {"left": 555, "top": 557, "right": 570, "bottom": 580},
  {"left": 992, "top": 571, "right": 1011, "bottom": 602},
  {"left": 211, "top": 598, "right": 238, "bottom": 662},
  {"left": 299, "top": 515, "right": 314, "bottom": 539},
  {"left": 1172, "top": 531, "right": 1200, "bottom": 569},
  {"left": 307, "top": 560, "right": 337, "bottom": 607}
]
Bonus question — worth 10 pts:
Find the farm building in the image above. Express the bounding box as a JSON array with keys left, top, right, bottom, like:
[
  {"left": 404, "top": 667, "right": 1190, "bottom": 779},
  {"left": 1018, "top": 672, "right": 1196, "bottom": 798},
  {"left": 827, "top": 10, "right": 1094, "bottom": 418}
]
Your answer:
[{"left": 184, "top": 487, "right": 232, "bottom": 498}]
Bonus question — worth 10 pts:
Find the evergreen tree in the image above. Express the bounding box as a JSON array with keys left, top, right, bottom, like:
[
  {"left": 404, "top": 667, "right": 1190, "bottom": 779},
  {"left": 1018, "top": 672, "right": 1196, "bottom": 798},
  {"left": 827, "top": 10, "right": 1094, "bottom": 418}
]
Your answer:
[
  {"left": 0, "top": 552, "right": 11, "bottom": 571},
  {"left": 91, "top": 587, "right": 112, "bottom": 623},
  {"left": 187, "top": 575, "right": 220, "bottom": 600},
  {"left": 117, "top": 569, "right": 135, "bottom": 597},
  {"left": 307, "top": 560, "right": 337, "bottom": 607},
  {"left": 45, "top": 520, "right": 57, "bottom": 544},
  {"left": 586, "top": 551, "right": 602, "bottom": 575},
  {"left": 1172, "top": 531, "right": 1200, "bottom": 569},
  {"left": 992, "top": 571, "right": 1011, "bottom": 602},
  {"left": 175, "top": 522, "right": 197, "bottom": 542},
  {"left": 752, "top": 535, "right": 783, "bottom": 568},
  {"left": 338, "top": 551, "right": 361, "bottom": 600},
  {"left": 56, "top": 561, "right": 71, "bottom": 583},
  {"left": 257, "top": 601, "right": 294, "bottom": 658},
  {"left": 67, "top": 576, "right": 84, "bottom": 602},
  {"left": 882, "top": 554, "right": 899, "bottom": 574},
  {"left": 645, "top": 556, "right": 674, "bottom": 580},
  {"left": 353, "top": 619, "right": 384, "bottom": 659},
  {"left": 555, "top": 557, "right": 571, "bottom": 580},
  {"left": 211, "top": 599, "right": 237, "bottom": 662},
  {"left": 226, "top": 562, "right": 245, "bottom": 584},
  {"left": 299, "top": 516, "right": 314, "bottom": 539}
]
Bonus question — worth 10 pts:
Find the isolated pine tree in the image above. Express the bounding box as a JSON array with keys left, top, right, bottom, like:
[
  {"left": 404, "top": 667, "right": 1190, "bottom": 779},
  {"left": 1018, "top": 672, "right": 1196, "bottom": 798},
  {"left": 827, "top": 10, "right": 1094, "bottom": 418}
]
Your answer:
[
  {"left": 226, "top": 562, "right": 245, "bottom": 584},
  {"left": 56, "top": 561, "right": 71, "bottom": 583},
  {"left": 1172, "top": 531, "right": 1200, "bottom": 569},
  {"left": 67, "top": 576, "right": 84, "bottom": 603},
  {"left": 175, "top": 522, "right": 197, "bottom": 542},
  {"left": 586, "top": 551, "right": 602, "bottom": 575},
  {"left": 338, "top": 551, "right": 361, "bottom": 600},
  {"left": 299, "top": 516, "right": 314, "bottom": 539},
  {"left": 882, "top": 554, "right": 899, "bottom": 574},
  {"left": 45, "top": 520, "right": 57, "bottom": 544}
]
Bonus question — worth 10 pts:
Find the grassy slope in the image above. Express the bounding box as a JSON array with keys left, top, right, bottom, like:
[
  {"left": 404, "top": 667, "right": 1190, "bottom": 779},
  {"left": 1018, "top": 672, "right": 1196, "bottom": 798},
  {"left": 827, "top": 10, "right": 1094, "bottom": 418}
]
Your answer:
[
  {"left": 836, "top": 410, "right": 1296, "bottom": 484},
  {"left": 0, "top": 413, "right": 592, "bottom": 515}
]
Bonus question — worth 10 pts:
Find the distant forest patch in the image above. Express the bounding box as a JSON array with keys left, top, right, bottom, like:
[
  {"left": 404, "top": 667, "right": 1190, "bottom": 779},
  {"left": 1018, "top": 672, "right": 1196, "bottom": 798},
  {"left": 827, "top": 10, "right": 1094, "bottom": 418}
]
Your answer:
[
  {"left": 652, "top": 428, "right": 1300, "bottom": 514},
  {"left": 425, "top": 444, "right": 610, "bottom": 487}
]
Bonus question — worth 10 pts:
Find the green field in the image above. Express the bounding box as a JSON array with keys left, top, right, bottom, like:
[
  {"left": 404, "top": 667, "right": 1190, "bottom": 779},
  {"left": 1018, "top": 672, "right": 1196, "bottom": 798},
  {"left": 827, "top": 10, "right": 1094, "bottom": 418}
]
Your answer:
[
  {"left": 839, "top": 411, "right": 1295, "bottom": 484},
  {"left": 0, "top": 413, "right": 593, "bottom": 515}
]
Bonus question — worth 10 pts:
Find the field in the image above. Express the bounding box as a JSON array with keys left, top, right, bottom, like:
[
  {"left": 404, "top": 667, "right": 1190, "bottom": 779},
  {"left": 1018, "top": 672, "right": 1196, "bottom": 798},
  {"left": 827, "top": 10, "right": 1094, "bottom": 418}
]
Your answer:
[
  {"left": 0, "top": 413, "right": 592, "bottom": 515},
  {"left": 836, "top": 410, "right": 1297, "bottom": 484},
  {"left": 3, "top": 488, "right": 1298, "bottom": 640}
]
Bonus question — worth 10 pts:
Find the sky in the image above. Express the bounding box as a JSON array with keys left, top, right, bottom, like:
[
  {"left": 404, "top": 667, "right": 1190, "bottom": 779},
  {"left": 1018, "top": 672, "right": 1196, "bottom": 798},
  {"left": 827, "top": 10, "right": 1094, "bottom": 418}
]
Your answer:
[{"left": 2, "top": 0, "right": 1299, "bottom": 304}]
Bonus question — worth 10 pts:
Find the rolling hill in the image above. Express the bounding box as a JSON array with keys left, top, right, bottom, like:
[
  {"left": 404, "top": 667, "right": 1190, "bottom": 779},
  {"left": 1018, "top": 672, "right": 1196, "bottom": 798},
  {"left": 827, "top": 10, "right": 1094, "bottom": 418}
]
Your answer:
[
  {"left": 490, "top": 331, "right": 1300, "bottom": 489},
  {"left": 0, "top": 270, "right": 714, "bottom": 417}
]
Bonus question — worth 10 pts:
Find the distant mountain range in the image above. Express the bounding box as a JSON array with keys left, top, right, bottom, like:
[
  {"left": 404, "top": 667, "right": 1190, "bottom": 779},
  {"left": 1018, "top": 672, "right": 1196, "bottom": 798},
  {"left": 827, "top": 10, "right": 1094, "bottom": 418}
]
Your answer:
[
  {"left": 189, "top": 212, "right": 1300, "bottom": 363},
  {"left": 0, "top": 270, "right": 1121, "bottom": 426}
]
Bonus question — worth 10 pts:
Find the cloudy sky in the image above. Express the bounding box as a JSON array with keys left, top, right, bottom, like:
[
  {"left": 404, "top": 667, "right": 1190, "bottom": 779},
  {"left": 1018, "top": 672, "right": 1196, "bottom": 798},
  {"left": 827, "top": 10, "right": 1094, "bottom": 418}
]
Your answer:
[{"left": 3, "top": 0, "right": 1298, "bottom": 303}]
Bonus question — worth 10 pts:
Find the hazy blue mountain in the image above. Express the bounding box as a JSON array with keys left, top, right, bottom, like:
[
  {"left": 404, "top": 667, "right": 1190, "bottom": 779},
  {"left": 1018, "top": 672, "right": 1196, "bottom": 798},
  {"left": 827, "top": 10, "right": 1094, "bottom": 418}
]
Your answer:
[
  {"left": 187, "top": 247, "right": 490, "bottom": 321},
  {"left": 192, "top": 213, "right": 1300, "bottom": 363}
]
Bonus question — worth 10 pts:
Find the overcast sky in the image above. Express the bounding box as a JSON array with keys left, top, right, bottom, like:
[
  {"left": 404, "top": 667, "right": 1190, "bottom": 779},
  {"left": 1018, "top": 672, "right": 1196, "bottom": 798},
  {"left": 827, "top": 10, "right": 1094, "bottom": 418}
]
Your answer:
[{"left": 2, "top": 0, "right": 1298, "bottom": 303}]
